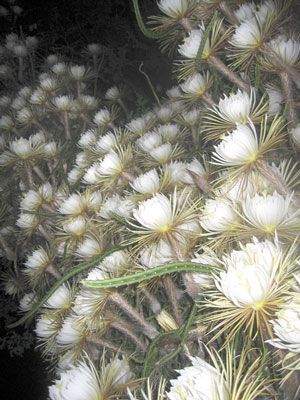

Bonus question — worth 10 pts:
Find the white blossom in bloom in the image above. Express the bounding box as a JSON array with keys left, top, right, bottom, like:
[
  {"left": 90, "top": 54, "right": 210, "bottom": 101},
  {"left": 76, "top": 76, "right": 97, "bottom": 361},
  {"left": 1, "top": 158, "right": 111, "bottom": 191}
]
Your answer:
[
  {"left": 191, "top": 250, "right": 219, "bottom": 288},
  {"left": 9, "top": 138, "right": 33, "bottom": 158},
  {"left": 268, "top": 35, "right": 300, "bottom": 65},
  {"left": 167, "top": 356, "right": 229, "bottom": 400},
  {"left": 97, "top": 151, "right": 123, "bottom": 176},
  {"left": 78, "top": 130, "right": 97, "bottom": 148},
  {"left": 242, "top": 191, "right": 299, "bottom": 233},
  {"left": 269, "top": 300, "right": 300, "bottom": 352},
  {"left": 69, "top": 65, "right": 87, "bottom": 80},
  {"left": 266, "top": 85, "right": 283, "bottom": 115},
  {"left": 217, "top": 171, "right": 256, "bottom": 202},
  {"left": 156, "top": 124, "right": 180, "bottom": 141},
  {"left": 149, "top": 143, "right": 172, "bottom": 162},
  {"left": 137, "top": 131, "right": 162, "bottom": 152},
  {"left": 40, "top": 77, "right": 58, "bottom": 92},
  {"left": 76, "top": 237, "right": 103, "bottom": 259},
  {"left": 53, "top": 95, "right": 74, "bottom": 112},
  {"left": 68, "top": 167, "right": 82, "bottom": 184},
  {"left": 56, "top": 316, "right": 83, "bottom": 346},
  {"left": 87, "top": 43, "right": 101, "bottom": 55},
  {"left": 130, "top": 169, "right": 160, "bottom": 194},
  {"left": 51, "top": 62, "right": 67, "bottom": 75},
  {"left": 24, "top": 247, "right": 50, "bottom": 272},
  {"left": 234, "top": 2, "right": 256, "bottom": 22},
  {"left": 155, "top": 104, "right": 174, "bottom": 123},
  {"left": 215, "top": 238, "right": 281, "bottom": 309},
  {"left": 291, "top": 123, "right": 300, "bottom": 146},
  {"left": 19, "top": 292, "right": 35, "bottom": 312},
  {"left": 21, "top": 190, "right": 42, "bottom": 211},
  {"left": 49, "top": 360, "right": 100, "bottom": 400},
  {"left": 16, "top": 213, "right": 39, "bottom": 229},
  {"left": 132, "top": 193, "right": 173, "bottom": 232},
  {"left": 62, "top": 216, "right": 87, "bottom": 236},
  {"left": 212, "top": 124, "right": 258, "bottom": 166},
  {"left": 157, "top": 0, "right": 189, "bottom": 17},
  {"left": 59, "top": 194, "right": 85, "bottom": 215},
  {"left": 164, "top": 161, "right": 194, "bottom": 184},
  {"left": 126, "top": 113, "right": 154, "bottom": 135},
  {"left": 216, "top": 89, "right": 254, "bottom": 124},
  {"left": 200, "top": 197, "right": 239, "bottom": 233},
  {"left": 12, "top": 44, "right": 28, "bottom": 57},
  {"left": 187, "top": 158, "right": 206, "bottom": 177},
  {"left": 35, "top": 315, "right": 58, "bottom": 339},
  {"left": 256, "top": 0, "right": 278, "bottom": 24},
  {"left": 178, "top": 26, "right": 210, "bottom": 59},
  {"left": 166, "top": 85, "right": 182, "bottom": 98},
  {"left": 105, "top": 86, "right": 120, "bottom": 100},
  {"left": 95, "top": 132, "right": 117, "bottom": 153},
  {"left": 139, "top": 240, "right": 175, "bottom": 268},
  {"left": 93, "top": 108, "right": 111, "bottom": 126},
  {"left": 44, "top": 284, "right": 72, "bottom": 309},
  {"left": 230, "top": 18, "right": 262, "bottom": 48},
  {"left": 100, "top": 250, "right": 129, "bottom": 273},
  {"left": 180, "top": 73, "right": 207, "bottom": 96}
]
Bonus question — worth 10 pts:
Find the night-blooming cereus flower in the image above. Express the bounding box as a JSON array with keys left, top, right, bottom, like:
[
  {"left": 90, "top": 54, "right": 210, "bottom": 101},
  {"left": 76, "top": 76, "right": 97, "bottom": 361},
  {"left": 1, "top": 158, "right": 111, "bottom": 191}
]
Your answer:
[
  {"left": 269, "top": 300, "right": 300, "bottom": 352},
  {"left": 130, "top": 169, "right": 160, "bottom": 195},
  {"left": 56, "top": 315, "right": 83, "bottom": 347},
  {"left": 291, "top": 123, "right": 300, "bottom": 147},
  {"left": 200, "top": 197, "right": 239, "bottom": 234},
  {"left": 242, "top": 191, "right": 299, "bottom": 235},
  {"left": 180, "top": 73, "right": 209, "bottom": 96},
  {"left": 49, "top": 357, "right": 133, "bottom": 400},
  {"left": 44, "top": 284, "right": 72, "bottom": 309},
  {"left": 49, "top": 360, "right": 101, "bottom": 400},
  {"left": 93, "top": 108, "right": 112, "bottom": 127},
  {"left": 167, "top": 356, "right": 229, "bottom": 400},
  {"left": 234, "top": 2, "right": 256, "bottom": 22},
  {"left": 216, "top": 89, "right": 254, "bottom": 124},
  {"left": 178, "top": 26, "right": 210, "bottom": 59},
  {"left": 137, "top": 131, "right": 162, "bottom": 152},
  {"left": 129, "top": 190, "right": 198, "bottom": 248},
  {"left": 215, "top": 238, "right": 281, "bottom": 309},
  {"left": 266, "top": 85, "right": 283, "bottom": 115},
  {"left": 139, "top": 240, "right": 175, "bottom": 269},
  {"left": 157, "top": 0, "right": 189, "bottom": 18},
  {"left": 268, "top": 35, "right": 300, "bottom": 66},
  {"left": 230, "top": 18, "right": 262, "bottom": 49},
  {"left": 212, "top": 124, "right": 258, "bottom": 167}
]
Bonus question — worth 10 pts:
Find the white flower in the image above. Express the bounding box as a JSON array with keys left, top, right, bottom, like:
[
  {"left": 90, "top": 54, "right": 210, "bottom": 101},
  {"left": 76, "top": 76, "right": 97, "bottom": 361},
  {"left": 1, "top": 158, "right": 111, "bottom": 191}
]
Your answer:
[
  {"left": 76, "top": 237, "right": 103, "bottom": 259},
  {"left": 87, "top": 43, "right": 101, "bottom": 55},
  {"left": 269, "top": 300, "right": 300, "bottom": 352},
  {"left": 78, "top": 130, "right": 97, "bottom": 148},
  {"left": 24, "top": 247, "right": 50, "bottom": 272},
  {"left": 164, "top": 161, "right": 194, "bottom": 184},
  {"left": 266, "top": 85, "right": 283, "bottom": 115},
  {"left": 56, "top": 316, "right": 83, "bottom": 346},
  {"left": 51, "top": 62, "right": 67, "bottom": 75},
  {"left": 35, "top": 315, "right": 58, "bottom": 339},
  {"left": 62, "top": 216, "right": 87, "bottom": 236},
  {"left": 97, "top": 151, "right": 123, "bottom": 176},
  {"left": 10, "top": 138, "right": 33, "bottom": 158},
  {"left": 216, "top": 89, "right": 254, "bottom": 124},
  {"left": 93, "top": 109, "right": 111, "bottom": 126},
  {"left": 212, "top": 124, "right": 259, "bottom": 166},
  {"left": 149, "top": 143, "right": 172, "bottom": 162},
  {"left": 187, "top": 158, "right": 206, "bottom": 177},
  {"left": 19, "top": 292, "right": 35, "bottom": 312},
  {"left": 69, "top": 65, "right": 87, "bottom": 80},
  {"left": 180, "top": 73, "right": 207, "bottom": 95},
  {"left": 234, "top": 2, "right": 256, "bottom": 22},
  {"left": 16, "top": 213, "right": 39, "bottom": 229},
  {"left": 95, "top": 132, "right": 117, "bottom": 153},
  {"left": 59, "top": 194, "right": 84, "bottom": 215},
  {"left": 44, "top": 284, "right": 72, "bottom": 309},
  {"left": 105, "top": 86, "right": 120, "bottom": 100},
  {"left": 200, "top": 197, "right": 239, "bottom": 233},
  {"left": 139, "top": 240, "right": 175, "bottom": 268},
  {"left": 242, "top": 191, "right": 299, "bottom": 233},
  {"left": 49, "top": 360, "right": 101, "bottom": 400},
  {"left": 181, "top": 108, "right": 201, "bottom": 125},
  {"left": 53, "top": 95, "right": 74, "bottom": 112},
  {"left": 137, "top": 131, "right": 162, "bottom": 152},
  {"left": 230, "top": 18, "right": 262, "bottom": 48},
  {"left": 156, "top": 124, "right": 180, "bottom": 141},
  {"left": 291, "top": 123, "right": 300, "bottom": 146},
  {"left": 268, "top": 35, "right": 300, "bottom": 65},
  {"left": 167, "top": 356, "right": 229, "bottom": 400},
  {"left": 133, "top": 193, "right": 173, "bottom": 232},
  {"left": 215, "top": 238, "right": 281, "bottom": 309},
  {"left": 157, "top": 0, "right": 189, "bottom": 18},
  {"left": 68, "top": 167, "right": 82, "bottom": 184},
  {"left": 100, "top": 250, "right": 129, "bottom": 273},
  {"left": 130, "top": 169, "right": 160, "bottom": 194},
  {"left": 178, "top": 26, "right": 210, "bottom": 59},
  {"left": 126, "top": 114, "right": 154, "bottom": 135}
]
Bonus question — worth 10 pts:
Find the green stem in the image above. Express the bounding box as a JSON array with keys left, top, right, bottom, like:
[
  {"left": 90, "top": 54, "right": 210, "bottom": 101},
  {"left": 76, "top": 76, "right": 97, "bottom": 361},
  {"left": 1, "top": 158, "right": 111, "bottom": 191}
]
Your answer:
[
  {"left": 84, "top": 262, "right": 211, "bottom": 289},
  {"left": 132, "top": 0, "right": 158, "bottom": 39}
]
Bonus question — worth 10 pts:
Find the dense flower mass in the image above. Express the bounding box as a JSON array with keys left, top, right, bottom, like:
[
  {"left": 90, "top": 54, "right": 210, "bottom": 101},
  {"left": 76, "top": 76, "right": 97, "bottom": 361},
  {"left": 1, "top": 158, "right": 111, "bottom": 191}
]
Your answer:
[{"left": 1, "top": 1, "right": 300, "bottom": 398}]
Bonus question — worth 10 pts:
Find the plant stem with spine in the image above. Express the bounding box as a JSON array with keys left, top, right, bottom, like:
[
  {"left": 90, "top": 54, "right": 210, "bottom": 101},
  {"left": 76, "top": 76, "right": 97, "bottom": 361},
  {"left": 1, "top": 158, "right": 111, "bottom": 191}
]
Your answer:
[{"left": 280, "top": 72, "right": 298, "bottom": 129}]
